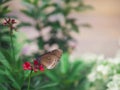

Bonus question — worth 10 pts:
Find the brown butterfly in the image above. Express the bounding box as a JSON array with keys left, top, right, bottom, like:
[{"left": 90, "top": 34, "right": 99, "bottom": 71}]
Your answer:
[{"left": 37, "top": 49, "right": 63, "bottom": 69}]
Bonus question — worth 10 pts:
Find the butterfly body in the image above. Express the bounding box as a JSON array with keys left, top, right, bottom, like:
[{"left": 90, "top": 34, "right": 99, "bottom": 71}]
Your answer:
[{"left": 38, "top": 49, "right": 62, "bottom": 69}]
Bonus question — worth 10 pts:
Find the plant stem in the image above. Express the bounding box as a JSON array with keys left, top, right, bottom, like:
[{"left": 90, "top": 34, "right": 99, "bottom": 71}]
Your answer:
[
  {"left": 10, "top": 33, "right": 15, "bottom": 61},
  {"left": 27, "top": 70, "right": 33, "bottom": 90}
]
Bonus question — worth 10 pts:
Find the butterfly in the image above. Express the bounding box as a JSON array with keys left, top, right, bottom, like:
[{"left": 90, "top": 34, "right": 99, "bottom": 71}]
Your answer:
[{"left": 37, "top": 49, "right": 63, "bottom": 69}]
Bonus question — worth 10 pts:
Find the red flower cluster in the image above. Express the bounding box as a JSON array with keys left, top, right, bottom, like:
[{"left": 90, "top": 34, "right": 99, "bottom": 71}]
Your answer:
[
  {"left": 3, "top": 18, "right": 16, "bottom": 31},
  {"left": 23, "top": 60, "right": 44, "bottom": 72}
]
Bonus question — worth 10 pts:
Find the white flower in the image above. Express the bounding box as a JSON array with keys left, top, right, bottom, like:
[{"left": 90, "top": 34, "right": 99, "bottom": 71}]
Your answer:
[
  {"left": 108, "top": 58, "right": 120, "bottom": 65},
  {"left": 96, "top": 65, "right": 109, "bottom": 75},
  {"left": 88, "top": 72, "right": 96, "bottom": 82},
  {"left": 107, "top": 75, "right": 120, "bottom": 90}
]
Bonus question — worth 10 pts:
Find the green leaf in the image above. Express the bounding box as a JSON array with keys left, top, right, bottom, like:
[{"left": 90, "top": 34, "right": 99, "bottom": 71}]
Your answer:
[
  {"left": 60, "top": 53, "right": 69, "bottom": 74},
  {"left": 71, "top": 23, "right": 79, "bottom": 32},
  {"left": 5, "top": 69, "right": 21, "bottom": 89},
  {"left": 17, "top": 22, "right": 32, "bottom": 28},
  {"left": 0, "top": 69, "right": 5, "bottom": 75},
  {"left": 68, "top": 61, "right": 85, "bottom": 82},
  {"left": 33, "top": 0, "right": 39, "bottom": 6},
  {"left": 39, "top": 82, "right": 59, "bottom": 89},
  {"left": 0, "top": 70, "right": 7, "bottom": 83},
  {"left": 0, "top": 84, "right": 8, "bottom": 90},
  {"left": 22, "top": 0, "right": 35, "bottom": 9},
  {"left": 21, "top": 10, "right": 33, "bottom": 18},
  {"left": 37, "top": 37, "right": 45, "bottom": 49},
  {"left": 44, "top": 70, "right": 59, "bottom": 81},
  {"left": 0, "top": 51, "right": 11, "bottom": 69}
]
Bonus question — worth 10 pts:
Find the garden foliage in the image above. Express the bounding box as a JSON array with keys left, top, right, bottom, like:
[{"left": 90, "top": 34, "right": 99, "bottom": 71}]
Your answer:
[
  {"left": 19, "top": 0, "right": 92, "bottom": 52},
  {"left": 0, "top": 0, "right": 119, "bottom": 90}
]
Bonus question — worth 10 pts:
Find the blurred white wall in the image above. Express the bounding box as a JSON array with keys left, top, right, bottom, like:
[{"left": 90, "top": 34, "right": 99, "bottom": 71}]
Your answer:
[{"left": 71, "top": 0, "right": 120, "bottom": 57}]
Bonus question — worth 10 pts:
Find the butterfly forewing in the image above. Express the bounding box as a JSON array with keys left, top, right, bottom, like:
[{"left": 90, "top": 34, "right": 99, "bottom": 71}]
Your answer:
[{"left": 39, "top": 49, "right": 62, "bottom": 69}]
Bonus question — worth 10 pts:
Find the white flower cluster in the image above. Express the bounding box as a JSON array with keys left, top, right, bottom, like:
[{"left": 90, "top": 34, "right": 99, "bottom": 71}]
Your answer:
[
  {"left": 86, "top": 54, "right": 120, "bottom": 90},
  {"left": 107, "top": 74, "right": 120, "bottom": 90}
]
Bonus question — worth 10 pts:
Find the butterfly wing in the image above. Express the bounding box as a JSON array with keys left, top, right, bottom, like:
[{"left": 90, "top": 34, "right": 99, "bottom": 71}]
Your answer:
[{"left": 39, "top": 49, "right": 62, "bottom": 69}]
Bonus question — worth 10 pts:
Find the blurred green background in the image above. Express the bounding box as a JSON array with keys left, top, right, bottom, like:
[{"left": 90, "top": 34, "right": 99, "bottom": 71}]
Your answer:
[{"left": 0, "top": 0, "right": 120, "bottom": 90}]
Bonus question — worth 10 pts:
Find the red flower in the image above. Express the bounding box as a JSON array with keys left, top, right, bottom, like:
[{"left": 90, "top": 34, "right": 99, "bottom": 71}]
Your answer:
[
  {"left": 39, "top": 64, "right": 44, "bottom": 71},
  {"left": 11, "top": 19, "right": 16, "bottom": 24},
  {"left": 23, "top": 62, "right": 31, "bottom": 70},
  {"left": 3, "top": 18, "right": 16, "bottom": 32},
  {"left": 34, "top": 60, "right": 39, "bottom": 65},
  {"left": 23, "top": 60, "right": 44, "bottom": 72},
  {"left": 33, "top": 60, "right": 44, "bottom": 72}
]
